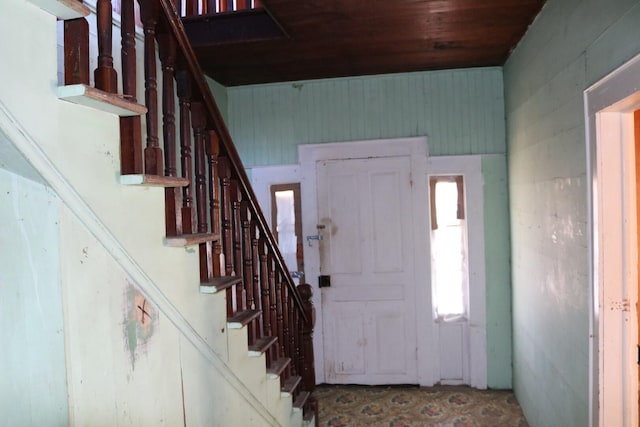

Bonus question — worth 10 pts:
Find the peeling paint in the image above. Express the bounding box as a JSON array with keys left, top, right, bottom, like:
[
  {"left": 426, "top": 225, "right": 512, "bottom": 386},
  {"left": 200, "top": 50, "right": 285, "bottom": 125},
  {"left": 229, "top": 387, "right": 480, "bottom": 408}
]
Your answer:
[{"left": 122, "top": 280, "right": 157, "bottom": 370}]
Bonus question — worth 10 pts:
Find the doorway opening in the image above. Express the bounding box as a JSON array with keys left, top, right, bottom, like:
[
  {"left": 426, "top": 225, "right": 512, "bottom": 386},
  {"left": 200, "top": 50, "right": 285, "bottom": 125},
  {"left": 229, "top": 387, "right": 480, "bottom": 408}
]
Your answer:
[{"left": 585, "top": 52, "right": 640, "bottom": 426}]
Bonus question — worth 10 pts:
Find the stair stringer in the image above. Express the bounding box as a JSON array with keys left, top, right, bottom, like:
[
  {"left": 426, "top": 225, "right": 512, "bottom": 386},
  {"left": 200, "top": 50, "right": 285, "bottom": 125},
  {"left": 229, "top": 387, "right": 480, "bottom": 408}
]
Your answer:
[{"left": 227, "top": 326, "right": 294, "bottom": 425}]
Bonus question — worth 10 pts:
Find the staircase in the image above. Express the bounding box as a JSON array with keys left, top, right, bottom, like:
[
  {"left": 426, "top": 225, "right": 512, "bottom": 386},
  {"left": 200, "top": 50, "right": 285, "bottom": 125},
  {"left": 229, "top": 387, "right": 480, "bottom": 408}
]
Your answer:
[{"left": 6, "top": 0, "right": 317, "bottom": 425}]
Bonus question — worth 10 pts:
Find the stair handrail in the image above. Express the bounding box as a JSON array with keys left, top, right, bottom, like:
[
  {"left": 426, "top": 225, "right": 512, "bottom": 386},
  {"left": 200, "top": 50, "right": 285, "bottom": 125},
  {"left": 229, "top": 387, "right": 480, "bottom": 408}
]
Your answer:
[{"left": 157, "top": 0, "right": 308, "bottom": 322}]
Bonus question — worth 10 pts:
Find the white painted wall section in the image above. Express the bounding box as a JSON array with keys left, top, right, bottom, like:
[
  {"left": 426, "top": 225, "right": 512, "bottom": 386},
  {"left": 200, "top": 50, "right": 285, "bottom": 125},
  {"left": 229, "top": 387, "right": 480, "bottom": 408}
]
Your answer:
[{"left": 0, "top": 168, "right": 69, "bottom": 427}]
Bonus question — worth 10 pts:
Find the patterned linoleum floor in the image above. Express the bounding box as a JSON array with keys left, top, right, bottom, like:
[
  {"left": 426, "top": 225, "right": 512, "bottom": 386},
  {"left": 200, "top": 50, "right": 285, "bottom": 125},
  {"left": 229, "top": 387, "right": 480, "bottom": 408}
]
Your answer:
[{"left": 316, "top": 384, "right": 529, "bottom": 427}]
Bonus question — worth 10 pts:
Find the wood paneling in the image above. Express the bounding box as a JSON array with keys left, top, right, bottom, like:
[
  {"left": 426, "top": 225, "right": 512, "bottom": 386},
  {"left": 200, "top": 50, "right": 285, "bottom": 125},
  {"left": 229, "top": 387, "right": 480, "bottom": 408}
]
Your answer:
[
  {"left": 184, "top": 0, "right": 545, "bottom": 86},
  {"left": 228, "top": 68, "right": 505, "bottom": 166}
]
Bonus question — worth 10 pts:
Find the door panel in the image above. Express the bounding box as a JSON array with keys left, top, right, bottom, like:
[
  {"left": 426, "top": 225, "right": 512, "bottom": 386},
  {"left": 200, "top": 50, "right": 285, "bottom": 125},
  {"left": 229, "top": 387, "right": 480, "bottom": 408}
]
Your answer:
[{"left": 318, "top": 156, "right": 417, "bottom": 384}]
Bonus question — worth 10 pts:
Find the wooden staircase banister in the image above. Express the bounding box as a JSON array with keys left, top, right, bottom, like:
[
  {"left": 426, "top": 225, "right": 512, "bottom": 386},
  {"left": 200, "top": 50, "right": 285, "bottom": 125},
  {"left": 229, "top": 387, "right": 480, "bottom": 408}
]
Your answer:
[
  {"left": 158, "top": 0, "right": 308, "bottom": 322},
  {"left": 59, "top": 0, "right": 317, "bottom": 421}
]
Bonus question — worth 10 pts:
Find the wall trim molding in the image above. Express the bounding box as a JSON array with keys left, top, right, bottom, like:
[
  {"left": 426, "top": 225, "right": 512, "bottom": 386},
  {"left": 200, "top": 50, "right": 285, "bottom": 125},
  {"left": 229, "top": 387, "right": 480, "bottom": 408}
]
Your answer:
[{"left": 0, "top": 99, "right": 280, "bottom": 426}]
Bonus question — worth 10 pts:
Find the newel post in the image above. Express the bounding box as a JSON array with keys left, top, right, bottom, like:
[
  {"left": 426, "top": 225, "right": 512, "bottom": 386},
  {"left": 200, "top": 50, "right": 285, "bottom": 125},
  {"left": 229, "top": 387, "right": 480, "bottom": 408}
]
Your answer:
[{"left": 298, "top": 283, "right": 316, "bottom": 391}]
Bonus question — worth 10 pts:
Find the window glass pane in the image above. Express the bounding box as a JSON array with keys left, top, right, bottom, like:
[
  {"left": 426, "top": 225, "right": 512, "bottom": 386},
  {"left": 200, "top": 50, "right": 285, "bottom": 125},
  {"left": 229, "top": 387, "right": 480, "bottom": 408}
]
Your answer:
[
  {"left": 275, "top": 190, "right": 297, "bottom": 275},
  {"left": 430, "top": 179, "right": 469, "bottom": 321}
]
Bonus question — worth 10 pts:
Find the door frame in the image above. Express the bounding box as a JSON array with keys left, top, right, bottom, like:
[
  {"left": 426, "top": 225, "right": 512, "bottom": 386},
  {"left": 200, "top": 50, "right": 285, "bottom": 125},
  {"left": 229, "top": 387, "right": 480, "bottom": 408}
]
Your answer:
[
  {"left": 585, "top": 52, "right": 640, "bottom": 427},
  {"left": 299, "top": 136, "right": 431, "bottom": 385}
]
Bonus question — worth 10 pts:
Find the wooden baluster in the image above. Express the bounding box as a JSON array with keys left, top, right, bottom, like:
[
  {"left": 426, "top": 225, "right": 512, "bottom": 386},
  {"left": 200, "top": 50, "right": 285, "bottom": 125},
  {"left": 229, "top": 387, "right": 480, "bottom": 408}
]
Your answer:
[
  {"left": 140, "top": 0, "right": 163, "bottom": 175},
  {"left": 298, "top": 284, "right": 316, "bottom": 392},
  {"left": 64, "top": 11, "right": 89, "bottom": 86},
  {"left": 288, "top": 287, "right": 297, "bottom": 375},
  {"left": 251, "top": 221, "right": 262, "bottom": 335},
  {"left": 254, "top": 0, "right": 261, "bottom": 8},
  {"left": 230, "top": 181, "right": 246, "bottom": 313},
  {"left": 192, "top": 102, "right": 214, "bottom": 284},
  {"left": 185, "top": 0, "right": 197, "bottom": 16},
  {"left": 259, "top": 238, "right": 272, "bottom": 362},
  {"left": 191, "top": 101, "right": 207, "bottom": 234},
  {"left": 268, "top": 255, "right": 279, "bottom": 357},
  {"left": 176, "top": 70, "right": 195, "bottom": 234},
  {"left": 275, "top": 273, "right": 285, "bottom": 360},
  {"left": 119, "top": 0, "right": 143, "bottom": 175},
  {"left": 207, "top": 131, "right": 222, "bottom": 276},
  {"left": 218, "top": 0, "right": 229, "bottom": 12},
  {"left": 158, "top": 30, "right": 182, "bottom": 236},
  {"left": 219, "top": 157, "right": 235, "bottom": 315},
  {"left": 236, "top": 0, "right": 247, "bottom": 10},
  {"left": 219, "top": 157, "right": 234, "bottom": 276},
  {"left": 293, "top": 308, "right": 302, "bottom": 377},
  {"left": 240, "top": 202, "right": 254, "bottom": 309},
  {"left": 240, "top": 201, "right": 255, "bottom": 342},
  {"left": 94, "top": 0, "right": 118, "bottom": 92},
  {"left": 281, "top": 280, "right": 291, "bottom": 365}
]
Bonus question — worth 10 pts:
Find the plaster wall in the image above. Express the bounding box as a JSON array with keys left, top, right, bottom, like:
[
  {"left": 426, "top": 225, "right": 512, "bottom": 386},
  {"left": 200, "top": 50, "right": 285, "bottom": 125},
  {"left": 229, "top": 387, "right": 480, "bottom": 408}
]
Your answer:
[
  {"left": 57, "top": 203, "right": 264, "bottom": 426},
  {"left": 504, "top": 0, "right": 640, "bottom": 425},
  {"left": 226, "top": 69, "right": 512, "bottom": 388},
  {"left": 0, "top": 168, "right": 68, "bottom": 427}
]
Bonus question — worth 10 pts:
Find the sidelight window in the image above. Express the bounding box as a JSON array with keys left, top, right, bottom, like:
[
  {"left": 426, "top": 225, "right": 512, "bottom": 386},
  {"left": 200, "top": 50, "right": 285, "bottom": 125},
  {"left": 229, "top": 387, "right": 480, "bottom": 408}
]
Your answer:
[
  {"left": 429, "top": 175, "right": 469, "bottom": 321},
  {"left": 270, "top": 183, "right": 304, "bottom": 283}
]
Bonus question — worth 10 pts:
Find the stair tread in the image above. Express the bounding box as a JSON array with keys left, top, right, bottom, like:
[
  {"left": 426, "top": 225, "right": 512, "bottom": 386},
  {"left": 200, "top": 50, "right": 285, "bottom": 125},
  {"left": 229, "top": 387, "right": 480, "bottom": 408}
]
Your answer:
[
  {"left": 248, "top": 336, "right": 278, "bottom": 355},
  {"left": 227, "top": 309, "right": 261, "bottom": 328},
  {"left": 267, "top": 357, "right": 291, "bottom": 378},
  {"left": 56, "top": 84, "right": 147, "bottom": 117},
  {"left": 200, "top": 276, "right": 243, "bottom": 294},
  {"left": 164, "top": 232, "right": 220, "bottom": 247},
  {"left": 293, "top": 391, "right": 310, "bottom": 409},
  {"left": 119, "top": 174, "right": 190, "bottom": 187},
  {"left": 281, "top": 375, "right": 302, "bottom": 395},
  {"left": 27, "top": 0, "right": 90, "bottom": 20}
]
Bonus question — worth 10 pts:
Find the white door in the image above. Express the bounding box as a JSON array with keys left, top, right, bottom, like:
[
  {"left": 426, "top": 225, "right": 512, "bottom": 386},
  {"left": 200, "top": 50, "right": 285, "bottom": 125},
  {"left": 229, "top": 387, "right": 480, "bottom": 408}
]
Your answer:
[{"left": 317, "top": 155, "right": 417, "bottom": 384}]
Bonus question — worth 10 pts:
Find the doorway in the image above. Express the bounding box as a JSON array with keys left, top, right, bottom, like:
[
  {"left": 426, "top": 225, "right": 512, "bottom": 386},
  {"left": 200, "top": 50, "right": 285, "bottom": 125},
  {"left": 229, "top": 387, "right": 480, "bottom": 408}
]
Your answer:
[
  {"left": 585, "top": 52, "right": 640, "bottom": 426},
  {"left": 252, "top": 138, "right": 488, "bottom": 388},
  {"left": 300, "top": 137, "right": 430, "bottom": 385},
  {"left": 316, "top": 155, "right": 417, "bottom": 384}
]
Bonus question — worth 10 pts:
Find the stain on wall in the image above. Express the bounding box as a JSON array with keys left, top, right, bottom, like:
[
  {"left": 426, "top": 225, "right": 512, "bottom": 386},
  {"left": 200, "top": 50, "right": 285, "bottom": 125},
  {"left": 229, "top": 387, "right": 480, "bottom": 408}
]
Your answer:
[{"left": 122, "top": 280, "right": 157, "bottom": 370}]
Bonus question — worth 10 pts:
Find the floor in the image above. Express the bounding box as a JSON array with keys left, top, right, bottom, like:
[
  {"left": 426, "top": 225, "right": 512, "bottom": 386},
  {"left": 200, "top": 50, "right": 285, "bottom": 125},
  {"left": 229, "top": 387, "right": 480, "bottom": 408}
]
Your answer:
[{"left": 315, "top": 384, "right": 529, "bottom": 427}]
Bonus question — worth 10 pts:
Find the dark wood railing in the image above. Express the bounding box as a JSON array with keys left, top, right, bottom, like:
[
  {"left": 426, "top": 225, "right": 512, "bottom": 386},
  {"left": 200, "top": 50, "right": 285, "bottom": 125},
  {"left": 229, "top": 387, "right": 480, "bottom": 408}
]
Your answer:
[{"left": 62, "top": 0, "right": 316, "bottom": 420}]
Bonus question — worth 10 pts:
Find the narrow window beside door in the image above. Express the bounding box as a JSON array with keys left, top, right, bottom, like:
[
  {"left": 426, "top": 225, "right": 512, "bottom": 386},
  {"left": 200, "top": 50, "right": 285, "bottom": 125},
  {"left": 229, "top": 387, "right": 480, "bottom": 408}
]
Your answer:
[
  {"left": 429, "top": 176, "right": 469, "bottom": 321},
  {"left": 270, "top": 183, "right": 304, "bottom": 283}
]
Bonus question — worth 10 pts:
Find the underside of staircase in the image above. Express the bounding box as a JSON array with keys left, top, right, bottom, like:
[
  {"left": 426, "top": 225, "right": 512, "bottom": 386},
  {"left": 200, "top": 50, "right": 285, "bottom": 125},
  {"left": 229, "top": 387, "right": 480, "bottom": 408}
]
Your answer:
[{"left": 14, "top": 0, "right": 318, "bottom": 425}]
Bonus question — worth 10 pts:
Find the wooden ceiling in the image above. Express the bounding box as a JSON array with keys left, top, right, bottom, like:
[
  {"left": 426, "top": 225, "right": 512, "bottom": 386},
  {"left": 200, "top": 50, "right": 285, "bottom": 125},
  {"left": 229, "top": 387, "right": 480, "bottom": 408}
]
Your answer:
[{"left": 183, "top": 0, "right": 546, "bottom": 87}]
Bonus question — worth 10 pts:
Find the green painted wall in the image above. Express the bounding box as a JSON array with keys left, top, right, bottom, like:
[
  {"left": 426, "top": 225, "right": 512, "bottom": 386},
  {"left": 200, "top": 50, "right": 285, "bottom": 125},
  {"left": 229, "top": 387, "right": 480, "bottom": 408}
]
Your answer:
[
  {"left": 482, "top": 155, "right": 512, "bottom": 389},
  {"left": 224, "top": 68, "right": 513, "bottom": 388},
  {"left": 227, "top": 68, "right": 506, "bottom": 166},
  {"left": 504, "top": 0, "right": 640, "bottom": 425},
  {"left": 207, "top": 76, "right": 229, "bottom": 124}
]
